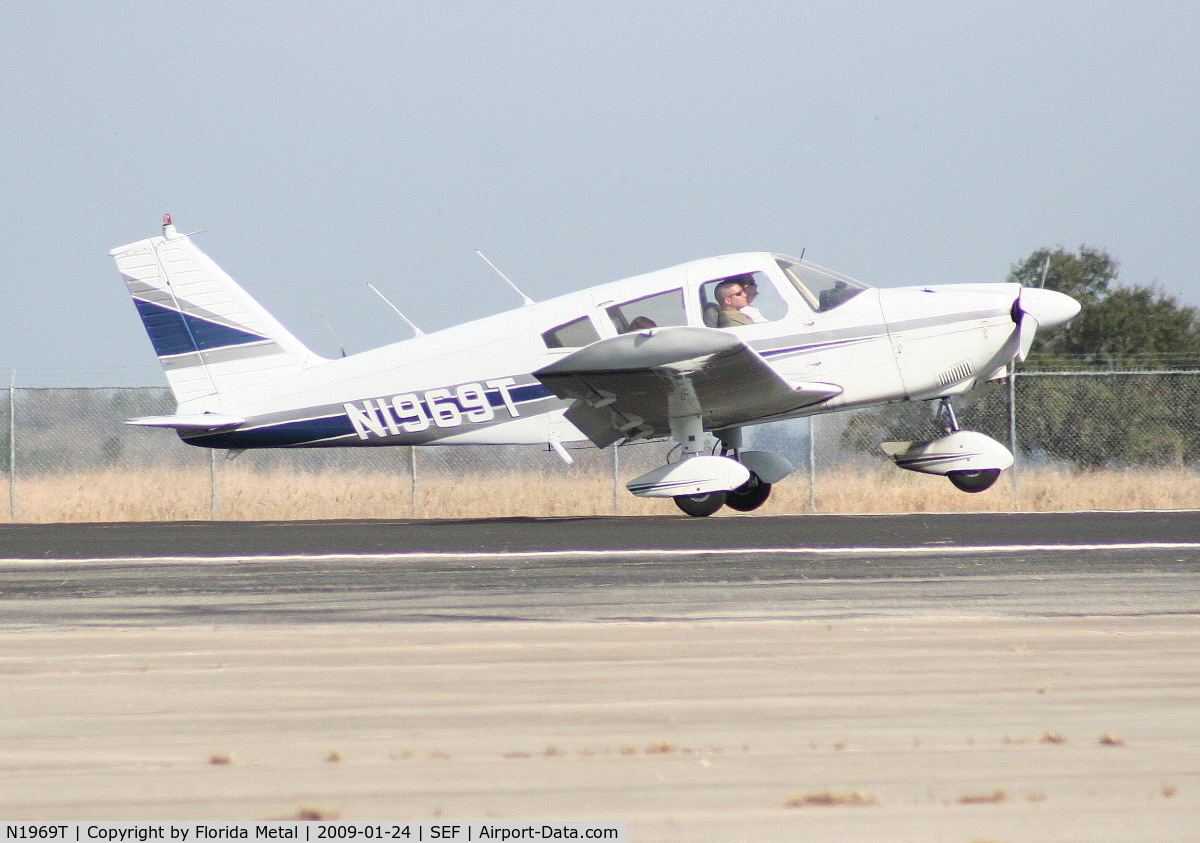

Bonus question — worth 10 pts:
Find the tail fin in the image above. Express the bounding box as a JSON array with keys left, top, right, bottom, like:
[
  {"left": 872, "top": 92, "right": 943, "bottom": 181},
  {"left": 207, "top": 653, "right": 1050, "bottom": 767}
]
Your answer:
[{"left": 110, "top": 216, "right": 326, "bottom": 409}]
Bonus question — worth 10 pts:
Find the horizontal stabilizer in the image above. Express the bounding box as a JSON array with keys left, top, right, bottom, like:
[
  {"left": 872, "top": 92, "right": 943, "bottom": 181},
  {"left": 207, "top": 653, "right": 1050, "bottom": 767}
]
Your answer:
[{"left": 126, "top": 414, "right": 246, "bottom": 432}]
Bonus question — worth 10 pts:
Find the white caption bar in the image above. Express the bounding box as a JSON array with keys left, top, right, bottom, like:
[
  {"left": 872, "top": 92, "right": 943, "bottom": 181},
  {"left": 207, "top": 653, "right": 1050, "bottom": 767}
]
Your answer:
[{"left": 2, "top": 823, "right": 625, "bottom": 843}]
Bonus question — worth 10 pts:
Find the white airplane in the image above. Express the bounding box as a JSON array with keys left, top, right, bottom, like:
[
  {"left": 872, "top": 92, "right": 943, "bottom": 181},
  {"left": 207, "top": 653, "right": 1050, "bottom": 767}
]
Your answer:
[{"left": 110, "top": 216, "right": 1079, "bottom": 517}]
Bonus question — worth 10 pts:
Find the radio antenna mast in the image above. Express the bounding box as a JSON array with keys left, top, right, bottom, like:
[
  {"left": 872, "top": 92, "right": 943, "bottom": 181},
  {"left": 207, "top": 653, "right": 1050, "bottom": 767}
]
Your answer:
[
  {"left": 367, "top": 283, "right": 425, "bottom": 337},
  {"left": 475, "top": 250, "right": 535, "bottom": 306},
  {"left": 318, "top": 313, "right": 347, "bottom": 358}
]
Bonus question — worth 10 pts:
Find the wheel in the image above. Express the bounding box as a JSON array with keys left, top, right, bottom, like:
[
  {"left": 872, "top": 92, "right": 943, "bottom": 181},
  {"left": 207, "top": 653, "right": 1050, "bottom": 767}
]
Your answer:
[
  {"left": 724, "top": 474, "right": 772, "bottom": 511},
  {"left": 673, "top": 491, "right": 727, "bottom": 517},
  {"left": 947, "top": 468, "right": 1002, "bottom": 493}
]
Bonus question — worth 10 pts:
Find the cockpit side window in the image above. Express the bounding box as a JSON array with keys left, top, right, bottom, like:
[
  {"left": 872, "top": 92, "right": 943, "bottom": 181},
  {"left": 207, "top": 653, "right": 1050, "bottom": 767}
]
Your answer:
[
  {"left": 606, "top": 288, "right": 686, "bottom": 333},
  {"left": 542, "top": 315, "right": 601, "bottom": 349},
  {"left": 776, "top": 258, "right": 867, "bottom": 312},
  {"left": 697, "top": 271, "right": 785, "bottom": 327}
]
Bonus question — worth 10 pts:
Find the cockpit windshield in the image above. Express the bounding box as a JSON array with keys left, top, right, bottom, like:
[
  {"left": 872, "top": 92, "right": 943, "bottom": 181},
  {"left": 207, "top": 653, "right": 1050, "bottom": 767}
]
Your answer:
[{"left": 775, "top": 256, "right": 868, "bottom": 312}]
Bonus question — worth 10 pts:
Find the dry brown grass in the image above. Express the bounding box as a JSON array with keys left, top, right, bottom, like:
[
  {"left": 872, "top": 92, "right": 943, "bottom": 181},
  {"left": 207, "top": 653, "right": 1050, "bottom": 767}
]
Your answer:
[{"left": 8, "top": 463, "right": 1200, "bottom": 523}]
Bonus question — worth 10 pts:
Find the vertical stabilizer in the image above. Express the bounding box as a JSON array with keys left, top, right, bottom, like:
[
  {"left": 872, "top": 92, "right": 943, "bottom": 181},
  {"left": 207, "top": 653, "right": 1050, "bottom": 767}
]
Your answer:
[{"left": 110, "top": 216, "right": 326, "bottom": 410}]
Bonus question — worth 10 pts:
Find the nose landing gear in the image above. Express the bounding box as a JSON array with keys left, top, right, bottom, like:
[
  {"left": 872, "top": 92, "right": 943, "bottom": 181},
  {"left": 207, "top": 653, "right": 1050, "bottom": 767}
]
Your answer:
[{"left": 882, "top": 398, "right": 1013, "bottom": 494}]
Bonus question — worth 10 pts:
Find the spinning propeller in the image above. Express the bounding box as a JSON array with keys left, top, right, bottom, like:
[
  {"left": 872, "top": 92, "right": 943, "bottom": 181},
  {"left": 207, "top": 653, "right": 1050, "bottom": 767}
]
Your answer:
[{"left": 1010, "top": 286, "right": 1081, "bottom": 362}]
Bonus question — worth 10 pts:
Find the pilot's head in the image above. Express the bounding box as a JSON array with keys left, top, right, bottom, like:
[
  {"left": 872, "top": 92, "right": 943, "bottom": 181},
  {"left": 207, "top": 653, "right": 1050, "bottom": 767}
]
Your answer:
[{"left": 715, "top": 280, "right": 747, "bottom": 310}]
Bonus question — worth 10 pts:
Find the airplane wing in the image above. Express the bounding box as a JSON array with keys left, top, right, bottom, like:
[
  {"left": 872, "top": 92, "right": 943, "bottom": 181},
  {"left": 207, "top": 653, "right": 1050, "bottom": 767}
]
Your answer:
[{"left": 534, "top": 326, "right": 841, "bottom": 448}]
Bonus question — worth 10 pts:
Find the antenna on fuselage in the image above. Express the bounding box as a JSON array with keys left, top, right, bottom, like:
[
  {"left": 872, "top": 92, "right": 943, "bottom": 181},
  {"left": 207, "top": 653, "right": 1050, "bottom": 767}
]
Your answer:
[
  {"left": 318, "top": 313, "right": 347, "bottom": 358},
  {"left": 475, "top": 250, "right": 535, "bottom": 306},
  {"left": 1038, "top": 255, "right": 1051, "bottom": 288},
  {"left": 799, "top": 248, "right": 806, "bottom": 261},
  {"left": 366, "top": 283, "right": 425, "bottom": 337}
]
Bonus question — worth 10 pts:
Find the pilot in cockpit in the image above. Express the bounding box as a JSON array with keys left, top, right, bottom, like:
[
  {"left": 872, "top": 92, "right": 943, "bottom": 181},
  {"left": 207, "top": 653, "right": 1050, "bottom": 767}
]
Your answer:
[{"left": 715, "top": 280, "right": 753, "bottom": 328}]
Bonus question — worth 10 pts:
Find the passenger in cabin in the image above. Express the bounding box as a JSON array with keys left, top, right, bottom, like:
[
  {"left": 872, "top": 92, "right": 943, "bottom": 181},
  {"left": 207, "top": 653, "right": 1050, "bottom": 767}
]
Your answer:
[
  {"left": 715, "top": 280, "right": 753, "bottom": 328},
  {"left": 627, "top": 316, "right": 657, "bottom": 331},
  {"left": 737, "top": 276, "right": 768, "bottom": 323}
]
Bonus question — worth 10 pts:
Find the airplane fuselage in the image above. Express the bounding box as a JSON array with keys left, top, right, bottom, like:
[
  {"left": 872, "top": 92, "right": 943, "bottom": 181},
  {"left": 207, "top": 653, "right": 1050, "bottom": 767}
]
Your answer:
[
  {"left": 113, "top": 222, "right": 1081, "bottom": 513},
  {"left": 178, "top": 253, "right": 1028, "bottom": 451}
]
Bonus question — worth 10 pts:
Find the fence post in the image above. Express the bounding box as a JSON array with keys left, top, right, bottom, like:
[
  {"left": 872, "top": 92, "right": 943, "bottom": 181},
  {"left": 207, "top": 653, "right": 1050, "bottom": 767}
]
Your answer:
[
  {"left": 808, "top": 415, "right": 817, "bottom": 513},
  {"left": 1008, "top": 372, "right": 1019, "bottom": 511},
  {"left": 210, "top": 449, "right": 219, "bottom": 520},
  {"left": 7, "top": 377, "right": 15, "bottom": 523},
  {"left": 612, "top": 446, "right": 621, "bottom": 515},
  {"left": 409, "top": 446, "right": 419, "bottom": 518}
]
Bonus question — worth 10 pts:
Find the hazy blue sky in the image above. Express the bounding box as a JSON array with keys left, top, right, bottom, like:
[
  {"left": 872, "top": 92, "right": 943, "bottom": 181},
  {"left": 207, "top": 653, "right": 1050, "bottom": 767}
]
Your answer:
[{"left": 1, "top": 1, "right": 1196, "bottom": 384}]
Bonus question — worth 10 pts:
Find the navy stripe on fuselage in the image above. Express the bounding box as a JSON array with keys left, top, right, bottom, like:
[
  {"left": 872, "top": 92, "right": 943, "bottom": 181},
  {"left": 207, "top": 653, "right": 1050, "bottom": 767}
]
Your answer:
[
  {"left": 183, "top": 382, "right": 559, "bottom": 449},
  {"left": 486, "top": 383, "right": 554, "bottom": 407},
  {"left": 134, "top": 298, "right": 271, "bottom": 357},
  {"left": 184, "top": 413, "right": 358, "bottom": 448},
  {"left": 760, "top": 335, "right": 879, "bottom": 359}
]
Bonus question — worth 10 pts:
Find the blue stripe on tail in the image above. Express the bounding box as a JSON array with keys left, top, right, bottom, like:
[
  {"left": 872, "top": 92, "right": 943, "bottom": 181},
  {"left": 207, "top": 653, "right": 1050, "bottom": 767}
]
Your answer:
[{"left": 133, "top": 298, "right": 270, "bottom": 357}]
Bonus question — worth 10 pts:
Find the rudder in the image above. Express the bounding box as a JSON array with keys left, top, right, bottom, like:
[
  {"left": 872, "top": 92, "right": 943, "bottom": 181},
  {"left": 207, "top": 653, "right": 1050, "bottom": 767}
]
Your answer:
[{"left": 111, "top": 216, "right": 325, "bottom": 410}]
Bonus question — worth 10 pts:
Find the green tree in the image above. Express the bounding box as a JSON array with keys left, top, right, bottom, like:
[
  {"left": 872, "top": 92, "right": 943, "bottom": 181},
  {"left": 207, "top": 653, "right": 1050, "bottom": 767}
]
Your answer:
[
  {"left": 1007, "top": 245, "right": 1200, "bottom": 468},
  {"left": 1009, "top": 246, "right": 1200, "bottom": 360},
  {"left": 1057, "top": 285, "right": 1200, "bottom": 357},
  {"left": 1009, "top": 246, "right": 1117, "bottom": 308}
]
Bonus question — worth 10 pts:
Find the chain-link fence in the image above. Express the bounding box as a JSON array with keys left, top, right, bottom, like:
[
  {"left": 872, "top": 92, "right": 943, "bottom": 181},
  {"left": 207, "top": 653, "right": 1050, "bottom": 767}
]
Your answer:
[{"left": 5, "top": 373, "right": 1200, "bottom": 522}]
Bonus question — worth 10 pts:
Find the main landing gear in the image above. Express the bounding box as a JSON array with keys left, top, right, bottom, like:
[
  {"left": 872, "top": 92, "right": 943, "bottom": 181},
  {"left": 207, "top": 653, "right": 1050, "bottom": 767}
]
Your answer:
[
  {"left": 673, "top": 490, "right": 729, "bottom": 517},
  {"left": 622, "top": 379, "right": 793, "bottom": 517},
  {"left": 670, "top": 428, "right": 774, "bottom": 517},
  {"left": 724, "top": 471, "right": 773, "bottom": 511}
]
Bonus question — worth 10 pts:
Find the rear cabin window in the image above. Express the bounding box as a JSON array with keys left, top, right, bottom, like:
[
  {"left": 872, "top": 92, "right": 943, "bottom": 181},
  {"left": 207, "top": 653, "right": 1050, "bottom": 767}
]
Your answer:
[
  {"left": 606, "top": 288, "right": 687, "bottom": 333},
  {"left": 697, "top": 271, "right": 785, "bottom": 327},
  {"left": 542, "top": 315, "right": 601, "bottom": 349}
]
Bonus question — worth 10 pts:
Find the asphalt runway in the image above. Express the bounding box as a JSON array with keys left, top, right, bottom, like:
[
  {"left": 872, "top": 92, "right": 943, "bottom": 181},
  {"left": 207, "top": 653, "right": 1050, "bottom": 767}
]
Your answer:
[
  {"left": 4, "top": 509, "right": 1200, "bottom": 559},
  {"left": 1, "top": 511, "right": 1199, "bottom": 625},
  {"left": 4, "top": 513, "right": 1199, "bottom": 838}
]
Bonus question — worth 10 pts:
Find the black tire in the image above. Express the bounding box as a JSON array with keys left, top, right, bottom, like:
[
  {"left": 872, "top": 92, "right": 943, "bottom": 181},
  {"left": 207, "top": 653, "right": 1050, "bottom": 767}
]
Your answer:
[
  {"left": 673, "top": 491, "right": 727, "bottom": 517},
  {"left": 947, "top": 468, "right": 1002, "bottom": 493},
  {"left": 725, "top": 474, "right": 772, "bottom": 511}
]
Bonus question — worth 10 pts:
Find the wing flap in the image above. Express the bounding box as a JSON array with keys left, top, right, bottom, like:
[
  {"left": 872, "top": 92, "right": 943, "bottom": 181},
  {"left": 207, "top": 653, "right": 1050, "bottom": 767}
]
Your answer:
[{"left": 535, "top": 326, "right": 840, "bottom": 446}]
